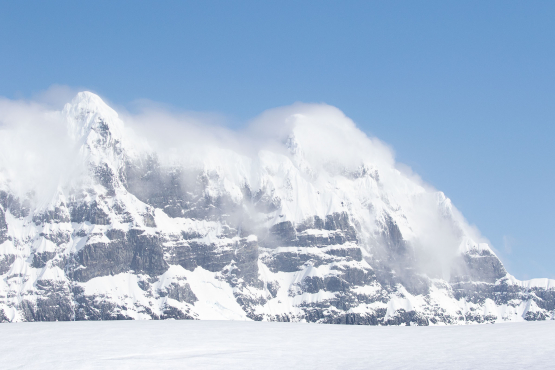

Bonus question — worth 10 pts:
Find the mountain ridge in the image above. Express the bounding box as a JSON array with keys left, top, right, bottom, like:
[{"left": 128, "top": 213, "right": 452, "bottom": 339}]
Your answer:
[{"left": 0, "top": 92, "right": 553, "bottom": 324}]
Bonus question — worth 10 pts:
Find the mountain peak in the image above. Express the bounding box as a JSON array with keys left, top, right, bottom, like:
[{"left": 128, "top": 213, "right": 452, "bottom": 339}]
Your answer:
[
  {"left": 63, "top": 92, "right": 124, "bottom": 143},
  {"left": 68, "top": 91, "right": 116, "bottom": 115}
]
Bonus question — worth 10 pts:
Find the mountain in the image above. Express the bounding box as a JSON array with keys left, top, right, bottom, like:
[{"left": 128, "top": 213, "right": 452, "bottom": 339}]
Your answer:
[{"left": 0, "top": 92, "right": 553, "bottom": 324}]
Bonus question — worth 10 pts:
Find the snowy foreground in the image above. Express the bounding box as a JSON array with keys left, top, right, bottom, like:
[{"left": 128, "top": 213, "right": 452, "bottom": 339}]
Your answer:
[{"left": 1, "top": 320, "right": 554, "bottom": 369}]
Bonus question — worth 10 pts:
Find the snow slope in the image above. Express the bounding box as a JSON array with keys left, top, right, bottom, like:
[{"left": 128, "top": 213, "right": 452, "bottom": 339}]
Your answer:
[{"left": 1, "top": 320, "right": 554, "bottom": 369}]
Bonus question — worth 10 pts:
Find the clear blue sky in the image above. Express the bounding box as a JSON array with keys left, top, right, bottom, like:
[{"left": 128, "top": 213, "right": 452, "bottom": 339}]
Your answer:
[{"left": 1, "top": 0, "right": 554, "bottom": 279}]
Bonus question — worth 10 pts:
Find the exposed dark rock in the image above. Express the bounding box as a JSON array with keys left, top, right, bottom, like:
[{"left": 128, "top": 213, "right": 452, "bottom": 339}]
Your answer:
[
  {"left": 267, "top": 281, "right": 280, "bottom": 298},
  {"left": 294, "top": 213, "right": 358, "bottom": 246},
  {"left": 335, "top": 265, "right": 375, "bottom": 286},
  {"left": 301, "top": 276, "right": 325, "bottom": 294},
  {"left": 158, "top": 282, "right": 197, "bottom": 304},
  {"left": 71, "top": 229, "right": 168, "bottom": 282},
  {"left": 32, "top": 252, "right": 57, "bottom": 268},
  {"left": 384, "top": 309, "right": 430, "bottom": 326},
  {"left": 532, "top": 288, "right": 555, "bottom": 311},
  {"left": 172, "top": 242, "right": 234, "bottom": 272},
  {"left": 168, "top": 237, "right": 260, "bottom": 285},
  {"left": 40, "top": 231, "right": 71, "bottom": 245},
  {"left": 324, "top": 246, "right": 362, "bottom": 261},
  {"left": 72, "top": 286, "right": 135, "bottom": 321},
  {"left": 451, "top": 250, "right": 507, "bottom": 284},
  {"left": 0, "top": 207, "right": 9, "bottom": 244},
  {"left": 234, "top": 291, "right": 268, "bottom": 320},
  {"left": 232, "top": 240, "right": 259, "bottom": 284},
  {"left": 20, "top": 281, "right": 73, "bottom": 322},
  {"left": 143, "top": 211, "right": 156, "bottom": 227},
  {"left": 106, "top": 229, "right": 126, "bottom": 241},
  {"left": 381, "top": 213, "right": 411, "bottom": 264},
  {"left": 70, "top": 201, "right": 111, "bottom": 225},
  {"left": 0, "top": 191, "right": 30, "bottom": 218},
  {"left": 93, "top": 163, "right": 116, "bottom": 196},
  {"left": 129, "top": 230, "right": 168, "bottom": 276},
  {"left": 32, "top": 206, "right": 71, "bottom": 224},
  {"left": 264, "top": 221, "right": 297, "bottom": 248},
  {"left": 525, "top": 310, "right": 548, "bottom": 321},
  {"left": 262, "top": 250, "right": 330, "bottom": 273},
  {"left": 0, "top": 254, "right": 15, "bottom": 275},
  {"left": 160, "top": 305, "right": 195, "bottom": 320},
  {"left": 0, "top": 308, "right": 8, "bottom": 323}
]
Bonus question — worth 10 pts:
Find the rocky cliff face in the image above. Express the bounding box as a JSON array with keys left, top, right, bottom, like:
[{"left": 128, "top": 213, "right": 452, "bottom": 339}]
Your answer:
[{"left": 0, "top": 92, "right": 553, "bottom": 324}]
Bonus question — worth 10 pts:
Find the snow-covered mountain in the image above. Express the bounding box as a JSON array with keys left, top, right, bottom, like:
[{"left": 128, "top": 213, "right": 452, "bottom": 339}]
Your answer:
[{"left": 0, "top": 92, "right": 553, "bottom": 324}]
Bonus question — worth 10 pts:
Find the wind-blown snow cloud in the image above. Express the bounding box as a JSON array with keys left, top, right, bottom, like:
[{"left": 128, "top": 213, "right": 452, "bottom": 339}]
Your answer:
[
  {"left": 31, "top": 84, "right": 84, "bottom": 110},
  {"left": 0, "top": 86, "right": 396, "bottom": 188},
  {"left": 0, "top": 97, "right": 75, "bottom": 203},
  {"left": 119, "top": 100, "right": 397, "bottom": 173},
  {"left": 0, "top": 86, "right": 490, "bottom": 278}
]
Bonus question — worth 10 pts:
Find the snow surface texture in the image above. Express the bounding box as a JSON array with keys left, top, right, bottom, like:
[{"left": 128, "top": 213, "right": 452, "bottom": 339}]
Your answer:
[
  {"left": 1, "top": 320, "right": 554, "bottom": 369},
  {"left": 0, "top": 91, "right": 554, "bottom": 325}
]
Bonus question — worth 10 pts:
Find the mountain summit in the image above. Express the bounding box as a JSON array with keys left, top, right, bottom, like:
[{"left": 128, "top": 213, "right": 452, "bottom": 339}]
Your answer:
[{"left": 0, "top": 92, "right": 553, "bottom": 324}]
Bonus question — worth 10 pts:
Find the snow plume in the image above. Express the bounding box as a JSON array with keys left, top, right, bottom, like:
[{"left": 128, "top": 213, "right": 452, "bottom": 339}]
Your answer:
[
  {"left": 119, "top": 101, "right": 396, "bottom": 174},
  {"left": 403, "top": 193, "right": 464, "bottom": 280},
  {"left": 0, "top": 87, "right": 488, "bottom": 279},
  {"left": 0, "top": 97, "right": 78, "bottom": 204},
  {"left": 118, "top": 101, "right": 247, "bottom": 166},
  {"left": 246, "top": 104, "right": 396, "bottom": 173},
  {"left": 31, "top": 84, "right": 85, "bottom": 110}
]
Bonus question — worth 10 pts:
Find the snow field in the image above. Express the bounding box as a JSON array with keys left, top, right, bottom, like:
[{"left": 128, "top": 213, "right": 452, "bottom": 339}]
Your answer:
[{"left": 0, "top": 320, "right": 553, "bottom": 369}]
